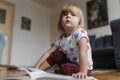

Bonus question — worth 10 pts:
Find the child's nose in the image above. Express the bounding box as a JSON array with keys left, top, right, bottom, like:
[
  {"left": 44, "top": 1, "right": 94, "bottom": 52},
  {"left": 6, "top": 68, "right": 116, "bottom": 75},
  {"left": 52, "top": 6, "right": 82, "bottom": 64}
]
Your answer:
[{"left": 66, "top": 13, "right": 71, "bottom": 18}]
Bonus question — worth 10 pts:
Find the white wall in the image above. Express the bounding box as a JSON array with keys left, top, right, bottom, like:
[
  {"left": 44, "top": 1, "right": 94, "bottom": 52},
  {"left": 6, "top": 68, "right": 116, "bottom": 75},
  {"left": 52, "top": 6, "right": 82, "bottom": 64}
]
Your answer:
[
  {"left": 5, "top": 0, "right": 51, "bottom": 66},
  {"left": 52, "top": 0, "right": 120, "bottom": 37}
]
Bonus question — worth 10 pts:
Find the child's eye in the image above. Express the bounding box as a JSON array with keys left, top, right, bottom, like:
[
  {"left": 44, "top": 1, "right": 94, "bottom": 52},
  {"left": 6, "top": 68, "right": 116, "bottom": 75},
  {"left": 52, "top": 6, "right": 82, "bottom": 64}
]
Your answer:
[
  {"left": 63, "top": 13, "right": 68, "bottom": 16},
  {"left": 71, "top": 13, "right": 76, "bottom": 16}
]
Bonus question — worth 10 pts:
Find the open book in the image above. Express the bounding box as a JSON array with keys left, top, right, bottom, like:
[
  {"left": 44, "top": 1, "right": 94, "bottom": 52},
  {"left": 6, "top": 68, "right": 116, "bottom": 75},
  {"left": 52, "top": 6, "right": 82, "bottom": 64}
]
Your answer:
[{"left": 3, "top": 67, "right": 97, "bottom": 80}]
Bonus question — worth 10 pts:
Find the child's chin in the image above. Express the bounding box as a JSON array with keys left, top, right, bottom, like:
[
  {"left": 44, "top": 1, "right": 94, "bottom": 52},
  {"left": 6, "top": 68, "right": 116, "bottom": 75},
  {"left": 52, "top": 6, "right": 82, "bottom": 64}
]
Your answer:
[{"left": 65, "top": 24, "right": 73, "bottom": 27}]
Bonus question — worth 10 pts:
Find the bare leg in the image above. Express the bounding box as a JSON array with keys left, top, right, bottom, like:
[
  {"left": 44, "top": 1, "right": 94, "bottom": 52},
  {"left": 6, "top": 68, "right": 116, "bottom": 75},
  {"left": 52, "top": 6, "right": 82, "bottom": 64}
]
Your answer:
[{"left": 39, "top": 60, "right": 51, "bottom": 70}]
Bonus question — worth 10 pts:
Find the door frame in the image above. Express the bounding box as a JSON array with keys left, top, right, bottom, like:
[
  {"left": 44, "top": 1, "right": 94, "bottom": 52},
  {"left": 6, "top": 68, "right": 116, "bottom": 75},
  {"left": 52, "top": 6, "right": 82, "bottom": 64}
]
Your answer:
[{"left": 0, "top": 0, "right": 14, "bottom": 64}]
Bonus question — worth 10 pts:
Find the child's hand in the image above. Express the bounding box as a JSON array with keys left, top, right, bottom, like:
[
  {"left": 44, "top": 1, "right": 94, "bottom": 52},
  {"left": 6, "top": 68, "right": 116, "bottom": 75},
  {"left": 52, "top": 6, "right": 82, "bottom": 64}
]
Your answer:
[{"left": 72, "top": 72, "right": 87, "bottom": 79}]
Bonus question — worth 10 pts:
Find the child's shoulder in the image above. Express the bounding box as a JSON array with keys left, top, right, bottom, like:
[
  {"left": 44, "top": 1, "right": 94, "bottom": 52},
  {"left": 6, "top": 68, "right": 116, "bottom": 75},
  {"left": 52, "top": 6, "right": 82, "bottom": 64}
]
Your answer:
[
  {"left": 75, "top": 28, "right": 87, "bottom": 34},
  {"left": 56, "top": 34, "right": 64, "bottom": 40}
]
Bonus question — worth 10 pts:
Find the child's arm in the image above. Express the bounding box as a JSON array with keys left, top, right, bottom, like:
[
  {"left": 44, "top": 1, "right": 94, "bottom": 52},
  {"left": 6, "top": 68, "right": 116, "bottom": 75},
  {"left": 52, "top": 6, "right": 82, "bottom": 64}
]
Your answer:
[
  {"left": 34, "top": 45, "right": 57, "bottom": 69},
  {"left": 72, "top": 37, "right": 88, "bottom": 79}
]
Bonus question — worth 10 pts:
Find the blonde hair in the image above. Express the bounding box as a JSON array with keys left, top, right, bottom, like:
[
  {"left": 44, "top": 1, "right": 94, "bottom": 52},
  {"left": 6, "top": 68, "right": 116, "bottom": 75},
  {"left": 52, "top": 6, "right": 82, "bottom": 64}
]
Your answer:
[{"left": 58, "top": 3, "right": 85, "bottom": 33}]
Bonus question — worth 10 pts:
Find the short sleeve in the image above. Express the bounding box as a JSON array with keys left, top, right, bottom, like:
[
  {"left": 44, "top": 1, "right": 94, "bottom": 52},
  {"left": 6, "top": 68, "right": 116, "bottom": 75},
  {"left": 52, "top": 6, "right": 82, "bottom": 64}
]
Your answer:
[
  {"left": 54, "top": 36, "right": 61, "bottom": 48},
  {"left": 74, "top": 28, "right": 89, "bottom": 43}
]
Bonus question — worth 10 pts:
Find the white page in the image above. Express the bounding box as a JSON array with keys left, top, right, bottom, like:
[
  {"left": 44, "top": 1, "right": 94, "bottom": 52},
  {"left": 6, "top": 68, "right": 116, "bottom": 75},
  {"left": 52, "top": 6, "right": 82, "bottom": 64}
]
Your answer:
[{"left": 20, "top": 67, "right": 97, "bottom": 80}]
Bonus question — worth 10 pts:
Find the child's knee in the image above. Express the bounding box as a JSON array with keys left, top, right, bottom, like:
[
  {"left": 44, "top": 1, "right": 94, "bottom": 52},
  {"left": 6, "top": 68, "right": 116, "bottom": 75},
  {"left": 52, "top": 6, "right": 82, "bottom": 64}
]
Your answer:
[{"left": 61, "top": 63, "right": 75, "bottom": 75}]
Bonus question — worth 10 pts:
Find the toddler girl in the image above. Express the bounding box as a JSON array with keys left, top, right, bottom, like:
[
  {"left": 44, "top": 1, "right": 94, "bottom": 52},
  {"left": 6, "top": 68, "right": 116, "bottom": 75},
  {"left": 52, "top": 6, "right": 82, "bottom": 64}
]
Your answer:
[{"left": 35, "top": 3, "right": 93, "bottom": 79}]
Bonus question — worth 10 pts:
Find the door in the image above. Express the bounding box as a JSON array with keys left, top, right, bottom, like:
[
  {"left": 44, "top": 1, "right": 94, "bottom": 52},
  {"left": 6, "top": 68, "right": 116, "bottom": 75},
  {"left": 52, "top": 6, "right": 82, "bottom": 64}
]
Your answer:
[{"left": 0, "top": 1, "right": 14, "bottom": 64}]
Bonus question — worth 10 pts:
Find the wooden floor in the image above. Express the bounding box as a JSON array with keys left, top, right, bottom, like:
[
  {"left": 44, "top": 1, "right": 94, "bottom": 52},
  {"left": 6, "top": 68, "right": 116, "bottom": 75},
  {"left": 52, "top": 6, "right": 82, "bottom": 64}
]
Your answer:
[
  {"left": 0, "top": 67, "right": 120, "bottom": 80},
  {"left": 92, "top": 70, "right": 120, "bottom": 80}
]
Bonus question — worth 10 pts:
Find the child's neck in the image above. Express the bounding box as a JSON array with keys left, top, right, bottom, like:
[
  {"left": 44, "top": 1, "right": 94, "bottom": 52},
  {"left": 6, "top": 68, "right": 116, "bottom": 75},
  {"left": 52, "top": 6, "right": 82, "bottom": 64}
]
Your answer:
[{"left": 64, "top": 28, "right": 78, "bottom": 37}]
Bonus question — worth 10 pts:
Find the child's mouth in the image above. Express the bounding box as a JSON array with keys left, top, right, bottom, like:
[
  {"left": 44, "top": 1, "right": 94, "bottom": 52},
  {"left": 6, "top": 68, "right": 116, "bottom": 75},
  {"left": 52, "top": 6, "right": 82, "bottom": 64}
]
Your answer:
[{"left": 66, "top": 20, "right": 71, "bottom": 23}]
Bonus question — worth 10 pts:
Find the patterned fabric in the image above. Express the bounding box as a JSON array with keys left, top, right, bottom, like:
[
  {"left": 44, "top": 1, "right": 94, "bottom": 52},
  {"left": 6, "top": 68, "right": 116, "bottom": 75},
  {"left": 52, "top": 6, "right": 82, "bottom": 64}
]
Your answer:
[
  {"left": 58, "top": 63, "right": 79, "bottom": 75},
  {"left": 54, "top": 28, "right": 93, "bottom": 70},
  {"left": 58, "top": 63, "right": 92, "bottom": 76},
  {"left": 47, "top": 50, "right": 69, "bottom": 66},
  {"left": 47, "top": 50, "right": 91, "bottom": 76}
]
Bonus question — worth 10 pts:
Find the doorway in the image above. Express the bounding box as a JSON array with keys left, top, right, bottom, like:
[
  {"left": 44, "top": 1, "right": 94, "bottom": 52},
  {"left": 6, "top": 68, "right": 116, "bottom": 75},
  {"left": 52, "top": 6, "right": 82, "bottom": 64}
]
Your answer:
[{"left": 0, "top": 1, "right": 14, "bottom": 64}]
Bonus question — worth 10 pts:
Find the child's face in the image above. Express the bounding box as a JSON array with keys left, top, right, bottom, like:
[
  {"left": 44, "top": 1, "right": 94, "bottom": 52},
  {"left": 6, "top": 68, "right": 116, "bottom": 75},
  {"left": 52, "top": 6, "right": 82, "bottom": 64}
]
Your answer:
[{"left": 62, "top": 12, "right": 80, "bottom": 32}]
